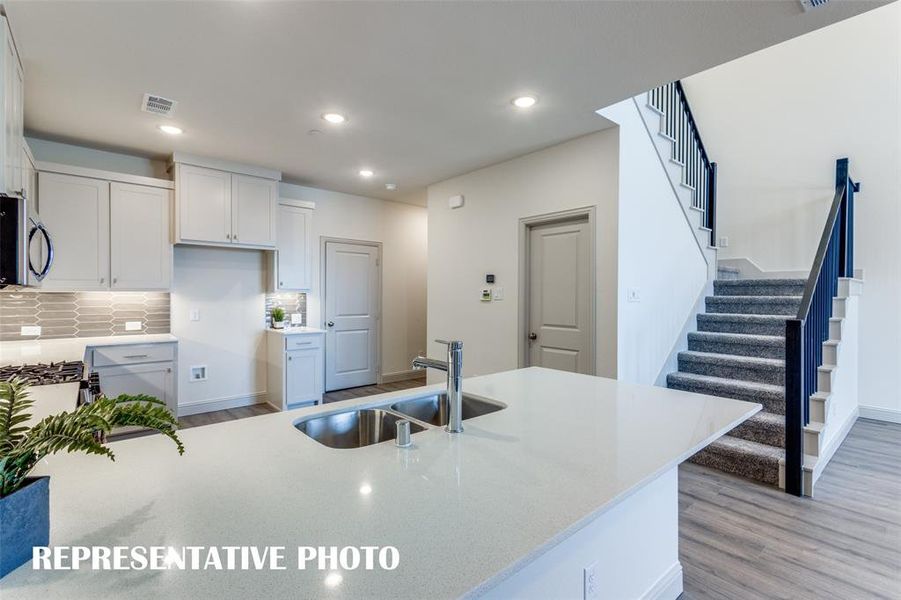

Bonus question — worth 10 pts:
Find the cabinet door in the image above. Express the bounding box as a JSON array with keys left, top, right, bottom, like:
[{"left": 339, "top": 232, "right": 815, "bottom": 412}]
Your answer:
[
  {"left": 285, "top": 348, "right": 323, "bottom": 406},
  {"left": 110, "top": 183, "right": 172, "bottom": 290},
  {"left": 275, "top": 204, "right": 312, "bottom": 290},
  {"left": 176, "top": 164, "right": 231, "bottom": 244},
  {"left": 95, "top": 361, "right": 177, "bottom": 418},
  {"left": 231, "top": 174, "right": 277, "bottom": 247},
  {"left": 3, "top": 19, "right": 22, "bottom": 195},
  {"left": 39, "top": 172, "right": 110, "bottom": 290}
]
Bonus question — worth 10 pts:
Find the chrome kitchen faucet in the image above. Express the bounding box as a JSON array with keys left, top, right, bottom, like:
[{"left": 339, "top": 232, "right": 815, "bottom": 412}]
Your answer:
[{"left": 411, "top": 339, "right": 464, "bottom": 433}]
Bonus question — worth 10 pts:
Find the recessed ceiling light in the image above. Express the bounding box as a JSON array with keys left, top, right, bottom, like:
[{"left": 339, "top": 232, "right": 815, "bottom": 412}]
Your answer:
[
  {"left": 322, "top": 113, "right": 346, "bottom": 124},
  {"left": 385, "top": 183, "right": 397, "bottom": 191},
  {"left": 512, "top": 96, "right": 537, "bottom": 109},
  {"left": 158, "top": 124, "right": 183, "bottom": 135},
  {"left": 359, "top": 169, "right": 374, "bottom": 178}
]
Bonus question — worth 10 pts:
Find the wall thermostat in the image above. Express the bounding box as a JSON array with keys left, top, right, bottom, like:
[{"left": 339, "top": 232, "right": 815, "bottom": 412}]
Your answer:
[
  {"left": 449, "top": 194, "right": 465, "bottom": 209},
  {"left": 486, "top": 274, "right": 495, "bottom": 284},
  {"left": 481, "top": 289, "right": 492, "bottom": 302}
]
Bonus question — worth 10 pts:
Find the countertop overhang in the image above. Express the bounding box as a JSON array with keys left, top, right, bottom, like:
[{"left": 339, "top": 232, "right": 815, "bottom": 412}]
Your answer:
[{"left": 0, "top": 367, "right": 759, "bottom": 598}]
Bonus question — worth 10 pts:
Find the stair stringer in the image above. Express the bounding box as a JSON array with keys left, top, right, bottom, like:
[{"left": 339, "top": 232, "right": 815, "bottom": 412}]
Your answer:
[{"left": 778, "top": 277, "right": 863, "bottom": 496}]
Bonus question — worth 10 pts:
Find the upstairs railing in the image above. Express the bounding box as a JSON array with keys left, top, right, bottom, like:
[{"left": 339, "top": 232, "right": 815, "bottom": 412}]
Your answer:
[
  {"left": 784, "top": 158, "right": 859, "bottom": 496},
  {"left": 648, "top": 81, "right": 718, "bottom": 247}
]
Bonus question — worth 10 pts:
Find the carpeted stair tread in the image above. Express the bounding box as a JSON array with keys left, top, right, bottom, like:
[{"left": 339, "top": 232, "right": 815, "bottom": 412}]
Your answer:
[
  {"left": 697, "top": 313, "right": 789, "bottom": 336},
  {"left": 706, "top": 295, "right": 801, "bottom": 316},
  {"left": 688, "top": 331, "right": 785, "bottom": 359},
  {"left": 666, "top": 372, "right": 784, "bottom": 414},
  {"left": 689, "top": 435, "right": 783, "bottom": 485},
  {"left": 714, "top": 278, "right": 806, "bottom": 297},
  {"left": 731, "top": 411, "right": 785, "bottom": 447},
  {"left": 677, "top": 350, "right": 784, "bottom": 385}
]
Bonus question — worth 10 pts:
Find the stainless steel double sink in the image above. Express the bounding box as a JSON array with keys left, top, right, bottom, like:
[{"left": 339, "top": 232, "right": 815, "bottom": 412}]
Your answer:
[{"left": 295, "top": 392, "right": 505, "bottom": 449}]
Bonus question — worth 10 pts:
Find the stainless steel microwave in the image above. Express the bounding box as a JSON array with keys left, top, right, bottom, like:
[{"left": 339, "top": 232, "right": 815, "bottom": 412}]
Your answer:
[{"left": 0, "top": 192, "right": 53, "bottom": 287}]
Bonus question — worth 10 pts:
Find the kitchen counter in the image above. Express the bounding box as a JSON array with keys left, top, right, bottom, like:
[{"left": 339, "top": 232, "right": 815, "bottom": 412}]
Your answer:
[
  {"left": 0, "top": 367, "right": 759, "bottom": 599},
  {"left": 0, "top": 334, "right": 178, "bottom": 366},
  {"left": 267, "top": 326, "right": 326, "bottom": 335}
]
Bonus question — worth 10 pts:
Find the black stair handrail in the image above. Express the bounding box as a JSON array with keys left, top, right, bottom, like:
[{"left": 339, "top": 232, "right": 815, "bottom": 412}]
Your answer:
[
  {"left": 648, "top": 81, "right": 718, "bottom": 247},
  {"left": 784, "top": 158, "right": 858, "bottom": 496}
]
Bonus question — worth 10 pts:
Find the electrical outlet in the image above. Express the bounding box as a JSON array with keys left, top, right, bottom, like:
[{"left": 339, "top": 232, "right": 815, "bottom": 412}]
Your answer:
[
  {"left": 627, "top": 288, "right": 641, "bottom": 303},
  {"left": 719, "top": 236, "right": 729, "bottom": 247},
  {"left": 583, "top": 562, "right": 600, "bottom": 600},
  {"left": 20, "top": 325, "right": 41, "bottom": 337},
  {"left": 290, "top": 313, "right": 303, "bottom": 325},
  {"left": 190, "top": 309, "right": 201, "bottom": 322},
  {"left": 125, "top": 321, "right": 143, "bottom": 331}
]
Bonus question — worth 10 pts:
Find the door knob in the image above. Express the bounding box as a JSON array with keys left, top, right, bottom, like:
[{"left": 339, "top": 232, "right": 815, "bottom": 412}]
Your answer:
[
  {"left": 327, "top": 321, "right": 335, "bottom": 327},
  {"left": 528, "top": 332, "right": 538, "bottom": 340}
]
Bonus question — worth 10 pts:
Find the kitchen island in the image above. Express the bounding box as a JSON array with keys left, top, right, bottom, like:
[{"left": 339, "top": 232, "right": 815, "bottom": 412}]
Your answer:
[{"left": 0, "top": 367, "right": 759, "bottom": 599}]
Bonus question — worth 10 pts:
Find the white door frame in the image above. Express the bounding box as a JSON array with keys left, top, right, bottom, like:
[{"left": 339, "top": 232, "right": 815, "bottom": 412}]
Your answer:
[
  {"left": 320, "top": 236, "right": 383, "bottom": 387},
  {"left": 517, "top": 206, "right": 597, "bottom": 374}
]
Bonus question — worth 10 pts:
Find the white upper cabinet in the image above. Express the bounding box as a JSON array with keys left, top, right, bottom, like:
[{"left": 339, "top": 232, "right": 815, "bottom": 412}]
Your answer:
[
  {"left": 110, "top": 182, "right": 172, "bottom": 290},
  {"left": 37, "top": 166, "right": 173, "bottom": 291},
  {"left": 175, "top": 164, "right": 232, "bottom": 244},
  {"left": 171, "top": 154, "right": 280, "bottom": 249},
  {"left": 1, "top": 15, "right": 24, "bottom": 197},
  {"left": 273, "top": 201, "right": 313, "bottom": 291},
  {"left": 232, "top": 174, "right": 277, "bottom": 246},
  {"left": 39, "top": 172, "right": 111, "bottom": 290}
]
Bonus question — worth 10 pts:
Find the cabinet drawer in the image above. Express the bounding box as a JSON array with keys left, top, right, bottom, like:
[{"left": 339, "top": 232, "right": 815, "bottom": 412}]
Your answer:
[
  {"left": 284, "top": 335, "right": 322, "bottom": 351},
  {"left": 92, "top": 343, "right": 175, "bottom": 367}
]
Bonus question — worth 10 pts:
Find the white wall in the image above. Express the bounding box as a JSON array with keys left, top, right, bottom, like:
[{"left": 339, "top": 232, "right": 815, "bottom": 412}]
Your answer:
[
  {"left": 171, "top": 246, "right": 268, "bottom": 411},
  {"left": 427, "top": 129, "right": 620, "bottom": 379},
  {"left": 598, "top": 99, "right": 709, "bottom": 385},
  {"left": 279, "top": 183, "right": 428, "bottom": 379},
  {"left": 682, "top": 3, "right": 901, "bottom": 419}
]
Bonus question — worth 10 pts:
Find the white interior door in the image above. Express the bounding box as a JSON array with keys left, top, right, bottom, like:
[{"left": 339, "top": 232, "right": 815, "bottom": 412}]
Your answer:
[
  {"left": 527, "top": 219, "right": 592, "bottom": 374},
  {"left": 324, "top": 241, "right": 379, "bottom": 391}
]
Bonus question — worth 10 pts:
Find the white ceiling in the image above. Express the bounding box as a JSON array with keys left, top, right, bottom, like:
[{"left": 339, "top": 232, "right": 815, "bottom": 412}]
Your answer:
[{"left": 6, "top": 0, "right": 887, "bottom": 205}]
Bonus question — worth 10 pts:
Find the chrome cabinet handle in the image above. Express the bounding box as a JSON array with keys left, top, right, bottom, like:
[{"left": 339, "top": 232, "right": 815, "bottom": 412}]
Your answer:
[
  {"left": 112, "top": 277, "right": 117, "bottom": 284},
  {"left": 528, "top": 332, "right": 538, "bottom": 340},
  {"left": 99, "top": 277, "right": 105, "bottom": 284},
  {"left": 123, "top": 354, "right": 149, "bottom": 359},
  {"left": 327, "top": 321, "right": 335, "bottom": 327}
]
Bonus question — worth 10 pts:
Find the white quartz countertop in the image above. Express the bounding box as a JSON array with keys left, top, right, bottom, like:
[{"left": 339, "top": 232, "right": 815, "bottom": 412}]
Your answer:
[
  {"left": 1, "top": 367, "right": 759, "bottom": 599},
  {"left": 0, "top": 334, "right": 178, "bottom": 366},
  {"left": 267, "top": 326, "right": 326, "bottom": 335}
]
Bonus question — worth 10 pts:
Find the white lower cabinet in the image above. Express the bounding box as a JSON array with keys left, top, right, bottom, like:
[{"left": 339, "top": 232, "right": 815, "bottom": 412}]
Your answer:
[
  {"left": 88, "top": 342, "right": 178, "bottom": 434},
  {"left": 267, "top": 331, "right": 324, "bottom": 409}
]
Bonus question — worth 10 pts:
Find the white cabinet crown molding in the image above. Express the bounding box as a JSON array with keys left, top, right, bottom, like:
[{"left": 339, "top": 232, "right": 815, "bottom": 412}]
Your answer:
[
  {"left": 279, "top": 198, "right": 316, "bottom": 210},
  {"left": 169, "top": 152, "right": 281, "bottom": 181},
  {"left": 35, "top": 161, "right": 174, "bottom": 189}
]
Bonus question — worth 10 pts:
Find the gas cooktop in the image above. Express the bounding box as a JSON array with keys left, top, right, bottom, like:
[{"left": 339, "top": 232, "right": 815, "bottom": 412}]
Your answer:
[{"left": 0, "top": 361, "right": 85, "bottom": 386}]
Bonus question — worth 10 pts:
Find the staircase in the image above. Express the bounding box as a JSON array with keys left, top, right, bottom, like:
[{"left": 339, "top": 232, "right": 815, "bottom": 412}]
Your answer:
[{"left": 667, "top": 278, "right": 806, "bottom": 486}]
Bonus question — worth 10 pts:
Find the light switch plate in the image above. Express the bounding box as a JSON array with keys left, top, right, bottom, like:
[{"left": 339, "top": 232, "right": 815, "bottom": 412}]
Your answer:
[
  {"left": 627, "top": 288, "right": 641, "bottom": 303},
  {"left": 125, "top": 321, "right": 143, "bottom": 331},
  {"left": 190, "top": 309, "right": 201, "bottom": 322},
  {"left": 719, "top": 236, "right": 729, "bottom": 247},
  {"left": 20, "top": 325, "right": 41, "bottom": 337},
  {"left": 492, "top": 287, "right": 505, "bottom": 301},
  {"left": 584, "top": 562, "right": 600, "bottom": 600}
]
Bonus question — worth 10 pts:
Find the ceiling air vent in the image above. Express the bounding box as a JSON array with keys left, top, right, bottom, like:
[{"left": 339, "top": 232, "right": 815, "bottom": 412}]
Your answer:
[
  {"left": 141, "top": 93, "right": 177, "bottom": 116},
  {"left": 799, "top": 0, "right": 830, "bottom": 11}
]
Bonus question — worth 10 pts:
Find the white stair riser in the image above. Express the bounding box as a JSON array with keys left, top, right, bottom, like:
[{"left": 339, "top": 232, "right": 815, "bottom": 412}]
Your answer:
[{"left": 817, "top": 366, "right": 835, "bottom": 393}]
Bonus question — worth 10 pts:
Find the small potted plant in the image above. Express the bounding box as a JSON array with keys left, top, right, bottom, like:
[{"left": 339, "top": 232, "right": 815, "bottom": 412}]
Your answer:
[
  {"left": 0, "top": 378, "right": 184, "bottom": 578},
  {"left": 270, "top": 306, "right": 286, "bottom": 329}
]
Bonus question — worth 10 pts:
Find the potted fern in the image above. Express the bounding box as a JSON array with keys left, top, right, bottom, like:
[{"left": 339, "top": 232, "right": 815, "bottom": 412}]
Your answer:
[
  {"left": 270, "top": 306, "right": 286, "bottom": 329},
  {"left": 0, "top": 378, "right": 184, "bottom": 578}
]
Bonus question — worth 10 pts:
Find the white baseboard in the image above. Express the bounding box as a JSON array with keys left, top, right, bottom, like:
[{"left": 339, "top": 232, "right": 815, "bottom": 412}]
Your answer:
[
  {"left": 178, "top": 391, "right": 270, "bottom": 417},
  {"left": 716, "top": 257, "right": 808, "bottom": 279},
  {"left": 381, "top": 369, "right": 426, "bottom": 384},
  {"left": 859, "top": 405, "right": 901, "bottom": 424},
  {"left": 641, "top": 562, "right": 683, "bottom": 600}
]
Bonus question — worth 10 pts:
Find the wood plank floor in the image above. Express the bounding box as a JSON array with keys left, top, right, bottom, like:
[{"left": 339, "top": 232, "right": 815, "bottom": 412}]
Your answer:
[
  {"left": 680, "top": 418, "right": 901, "bottom": 600},
  {"left": 178, "top": 398, "right": 899, "bottom": 598}
]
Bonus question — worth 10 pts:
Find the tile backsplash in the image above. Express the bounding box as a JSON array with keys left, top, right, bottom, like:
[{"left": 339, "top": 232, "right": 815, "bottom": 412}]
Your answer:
[
  {"left": 265, "top": 292, "right": 307, "bottom": 327},
  {"left": 0, "top": 291, "right": 170, "bottom": 341}
]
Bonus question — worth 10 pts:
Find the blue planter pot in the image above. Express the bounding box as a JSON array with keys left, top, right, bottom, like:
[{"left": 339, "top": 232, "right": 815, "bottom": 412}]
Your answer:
[{"left": 0, "top": 476, "right": 50, "bottom": 579}]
